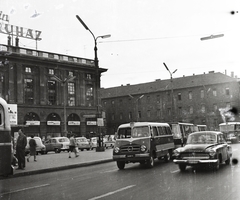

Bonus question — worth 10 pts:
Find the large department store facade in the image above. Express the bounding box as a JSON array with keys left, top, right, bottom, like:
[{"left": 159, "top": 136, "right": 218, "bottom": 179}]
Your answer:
[{"left": 0, "top": 42, "right": 107, "bottom": 140}]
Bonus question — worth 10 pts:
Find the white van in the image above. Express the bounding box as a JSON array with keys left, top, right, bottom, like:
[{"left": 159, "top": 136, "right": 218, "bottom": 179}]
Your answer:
[{"left": 113, "top": 122, "right": 175, "bottom": 169}]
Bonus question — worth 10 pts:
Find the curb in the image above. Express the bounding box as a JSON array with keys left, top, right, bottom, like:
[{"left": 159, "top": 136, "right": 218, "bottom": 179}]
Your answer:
[{"left": 1, "top": 159, "right": 113, "bottom": 179}]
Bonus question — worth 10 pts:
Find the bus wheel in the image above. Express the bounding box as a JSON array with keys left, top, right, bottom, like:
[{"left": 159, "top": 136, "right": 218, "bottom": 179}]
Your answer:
[
  {"left": 179, "top": 164, "right": 186, "bottom": 172},
  {"left": 117, "top": 161, "right": 125, "bottom": 170},
  {"left": 146, "top": 156, "right": 154, "bottom": 168}
]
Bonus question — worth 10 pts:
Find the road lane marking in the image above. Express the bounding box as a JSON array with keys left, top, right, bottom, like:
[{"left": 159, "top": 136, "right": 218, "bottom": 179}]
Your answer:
[
  {"left": 101, "top": 169, "right": 118, "bottom": 173},
  {"left": 171, "top": 169, "right": 180, "bottom": 173},
  {"left": 0, "top": 184, "right": 50, "bottom": 196},
  {"left": 88, "top": 185, "right": 136, "bottom": 200}
]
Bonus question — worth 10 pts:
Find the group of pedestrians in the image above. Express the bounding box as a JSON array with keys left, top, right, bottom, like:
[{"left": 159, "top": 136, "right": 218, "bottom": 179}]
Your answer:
[
  {"left": 15, "top": 128, "right": 37, "bottom": 170},
  {"left": 14, "top": 129, "right": 79, "bottom": 169}
]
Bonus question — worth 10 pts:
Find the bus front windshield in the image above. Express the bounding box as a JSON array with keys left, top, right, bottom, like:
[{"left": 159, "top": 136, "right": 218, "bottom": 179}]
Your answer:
[{"left": 117, "top": 126, "right": 150, "bottom": 139}]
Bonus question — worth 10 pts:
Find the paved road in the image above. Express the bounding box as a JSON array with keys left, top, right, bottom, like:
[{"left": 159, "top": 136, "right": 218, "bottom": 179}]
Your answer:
[{"left": 1, "top": 144, "right": 240, "bottom": 200}]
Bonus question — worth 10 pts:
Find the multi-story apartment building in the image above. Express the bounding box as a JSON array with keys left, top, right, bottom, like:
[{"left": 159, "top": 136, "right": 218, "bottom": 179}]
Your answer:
[
  {"left": 100, "top": 71, "right": 240, "bottom": 135},
  {"left": 0, "top": 43, "right": 107, "bottom": 140}
]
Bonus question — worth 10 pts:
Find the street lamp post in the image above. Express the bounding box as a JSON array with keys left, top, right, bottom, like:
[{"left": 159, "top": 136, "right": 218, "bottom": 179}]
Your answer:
[
  {"left": 50, "top": 75, "right": 76, "bottom": 136},
  {"left": 163, "top": 63, "right": 177, "bottom": 122},
  {"left": 76, "top": 15, "right": 111, "bottom": 151},
  {"left": 129, "top": 94, "right": 144, "bottom": 122}
]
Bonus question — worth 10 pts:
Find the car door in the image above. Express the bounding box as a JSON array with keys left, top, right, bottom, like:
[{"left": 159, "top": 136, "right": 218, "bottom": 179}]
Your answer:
[{"left": 218, "top": 134, "right": 228, "bottom": 161}]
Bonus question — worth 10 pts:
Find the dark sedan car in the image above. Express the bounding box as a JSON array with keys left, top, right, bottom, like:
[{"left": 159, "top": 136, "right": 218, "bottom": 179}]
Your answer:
[{"left": 173, "top": 131, "right": 232, "bottom": 171}]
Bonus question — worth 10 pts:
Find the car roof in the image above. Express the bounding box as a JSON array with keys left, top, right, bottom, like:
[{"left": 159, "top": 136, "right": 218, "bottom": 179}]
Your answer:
[
  {"left": 118, "top": 122, "right": 170, "bottom": 128},
  {"left": 189, "top": 131, "right": 222, "bottom": 136}
]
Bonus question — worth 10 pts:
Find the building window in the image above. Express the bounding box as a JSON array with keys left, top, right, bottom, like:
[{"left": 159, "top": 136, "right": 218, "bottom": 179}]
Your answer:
[
  {"left": 111, "top": 113, "right": 115, "bottom": 121},
  {"left": 147, "top": 96, "right": 150, "bottom": 103},
  {"left": 111, "top": 100, "right": 115, "bottom": 105},
  {"left": 129, "top": 112, "right": 132, "bottom": 120},
  {"left": 213, "top": 104, "right": 218, "bottom": 112},
  {"left": 168, "top": 108, "right": 171, "bottom": 116},
  {"left": 156, "top": 95, "right": 160, "bottom": 103},
  {"left": 226, "top": 88, "right": 230, "bottom": 95},
  {"left": 48, "top": 80, "right": 56, "bottom": 105},
  {"left": 68, "top": 71, "right": 74, "bottom": 77},
  {"left": 189, "top": 106, "right": 193, "bottom": 114},
  {"left": 178, "top": 107, "right": 182, "bottom": 116},
  {"left": 138, "top": 111, "right": 142, "bottom": 119},
  {"left": 213, "top": 89, "right": 217, "bottom": 96},
  {"left": 86, "top": 73, "right": 92, "bottom": 80},
  {"left": 68, "top": 82, "right": 75, "bottom": 106},
  {"left": 201, "top": 105, "right": 205, "bottom": 113},
  {"left": 49, "top": 69, "right": 54, "bottom": 75},
  {"left": 25, "top": 67, "right": 32, "bottom": 73},
  {"left": 178, "top": 93, "right": 181, "bottom": 101},
  {"left": 147, "top": 110, "right": 151, "bottom": 118},
  {"left": 200, "top": 89, "right": 204, "bottom": 98},
  {"left": 24, "top": 78, "right": 34, "bottom": 104},
  {"left": 86, "top": 84, "right": 93, "bottom": 106},
  {"left": 188, "top": 91, "right": 192, "bottom": 100}
]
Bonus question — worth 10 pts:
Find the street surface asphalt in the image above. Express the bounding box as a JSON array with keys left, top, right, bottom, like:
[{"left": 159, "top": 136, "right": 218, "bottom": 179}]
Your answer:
[{"left": 9, "top": 148, "right": 113, "bottom": 178}]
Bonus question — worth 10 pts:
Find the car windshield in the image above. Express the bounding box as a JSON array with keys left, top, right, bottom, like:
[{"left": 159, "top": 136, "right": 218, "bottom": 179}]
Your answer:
[
  {"left": 78, "top": 138, "right": 87, "bottom": 142},
  {"left": 187, "top": 133, "right": 217, "bottom": 144}
]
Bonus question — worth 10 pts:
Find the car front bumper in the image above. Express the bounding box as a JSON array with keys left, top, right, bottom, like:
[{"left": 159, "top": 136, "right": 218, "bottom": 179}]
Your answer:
[{"left": 173, "top": 159, "right": 218, "bottom": 164}]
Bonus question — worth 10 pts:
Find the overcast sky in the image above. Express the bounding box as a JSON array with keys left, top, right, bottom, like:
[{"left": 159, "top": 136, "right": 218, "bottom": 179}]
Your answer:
[{"left": 1, "top": 0, "right": 240, "bottom": 88}]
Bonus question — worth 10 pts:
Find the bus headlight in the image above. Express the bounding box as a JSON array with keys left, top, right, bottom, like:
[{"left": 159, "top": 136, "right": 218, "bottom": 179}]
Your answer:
[
  {"left": 114, "top": 147, "right": 120, "bottom": 153},
  {"left": 140, "top": 145, "right": 147, "bottom": 152}
]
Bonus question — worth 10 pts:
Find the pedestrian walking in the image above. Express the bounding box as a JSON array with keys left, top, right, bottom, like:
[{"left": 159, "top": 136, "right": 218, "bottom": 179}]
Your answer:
[
  {"left": 68, "top": 133, "right": 79, "bottom": 158},
  {"left": 27, "top": 135, "right": 37, "bottom": 162},
  {"left": 16, "top": 129, "right": 27, "bottom": 170}
]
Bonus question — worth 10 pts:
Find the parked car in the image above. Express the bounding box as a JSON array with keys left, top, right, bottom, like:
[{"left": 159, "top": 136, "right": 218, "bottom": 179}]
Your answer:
[
  {"left": 90, "top": 137, "right": 98, "bottom": 150},
  {"left": 104, "top": 135, "right": 115, "bottom": 149},
  {"left": 76, "top": 137, "right": 91, "bottom": 151},
  {"left": 44, "top": 137, "right": 70, "bottom": 153},
  {"left": 25, "top": 137, "right": 46, "bottom": 155},
  {"left": 173, "top": 131, "right": 232, "bottom": 171}
]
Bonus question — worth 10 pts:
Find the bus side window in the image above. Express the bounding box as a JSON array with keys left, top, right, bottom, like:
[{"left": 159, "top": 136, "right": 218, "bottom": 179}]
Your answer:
[
  {"left": 165, "top": 127, "right": 172, "bottom": 135},
  {"left": 152, "top": 126, "right": 158, "bottom": 136},
  {"left": 157, "top": 127, "right": 164, "bottom": 135},
  {"left": 162, "top": 127, "right": 167, "bottom": 135}
]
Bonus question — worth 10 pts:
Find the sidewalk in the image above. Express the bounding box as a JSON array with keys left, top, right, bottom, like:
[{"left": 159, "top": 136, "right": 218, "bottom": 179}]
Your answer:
[{"left": 11, "top": 148, "right": 113, "bottom": 178}]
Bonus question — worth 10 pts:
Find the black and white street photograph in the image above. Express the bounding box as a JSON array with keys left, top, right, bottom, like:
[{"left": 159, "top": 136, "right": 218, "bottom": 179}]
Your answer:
[{"left": 0, "top": 0, "right": 240, "bottom": 199}]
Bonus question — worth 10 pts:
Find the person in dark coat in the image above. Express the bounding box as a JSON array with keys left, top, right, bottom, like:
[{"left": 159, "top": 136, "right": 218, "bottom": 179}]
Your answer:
[
  {"left": 27, "top": 135, "right": 37, "bottom": 162},
  {"left": 16, "top": 129, "right": 27, "bottom": 170}
]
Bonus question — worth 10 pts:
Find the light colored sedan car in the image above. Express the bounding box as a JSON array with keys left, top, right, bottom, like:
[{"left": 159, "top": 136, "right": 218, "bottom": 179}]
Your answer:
[{"left": 76, "top": 137, "right": 91, "bottom": 151}]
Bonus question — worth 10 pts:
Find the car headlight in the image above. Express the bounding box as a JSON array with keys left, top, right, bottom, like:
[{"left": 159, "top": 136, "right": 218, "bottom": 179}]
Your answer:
[
  {"left": 114, "top": 147, "right": 120, "bottom": 153},
  {"left": 140, "top": 145, "right": 147, "bottom": 152},
  {"left": 206, "top": 149, "right": 216, "bottom": 157},
  {"left": 173, "top": 149, "right": 180, "bottom": 157}
]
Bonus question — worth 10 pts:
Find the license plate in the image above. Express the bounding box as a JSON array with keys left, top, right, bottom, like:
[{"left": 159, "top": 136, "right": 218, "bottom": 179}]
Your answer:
[
  {"left": 188, "top": 160, "right": 198, "bottom": 164},
  {"left": 126, "top": 155, "right": 134, "bottom": 158}
]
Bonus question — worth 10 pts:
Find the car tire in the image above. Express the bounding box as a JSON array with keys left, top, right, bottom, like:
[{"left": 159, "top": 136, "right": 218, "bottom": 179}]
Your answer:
[
  {"left": 117, "top": 161, "right": 125, "bottom": 170},
  {"left": 55, "top": 149, "right": 60, "bottom": 153},
  {"left": 146, "top": 155, "right": 154, "bottom": 168},
  {"left": 225, "top": 158, "right": 230, "bottom": 165},
  {"left": 179, "top": 164, "right": 186, "bottom": 172},
  {"left": 213, "top": 158, "right": 220, "bottom": 171}
]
